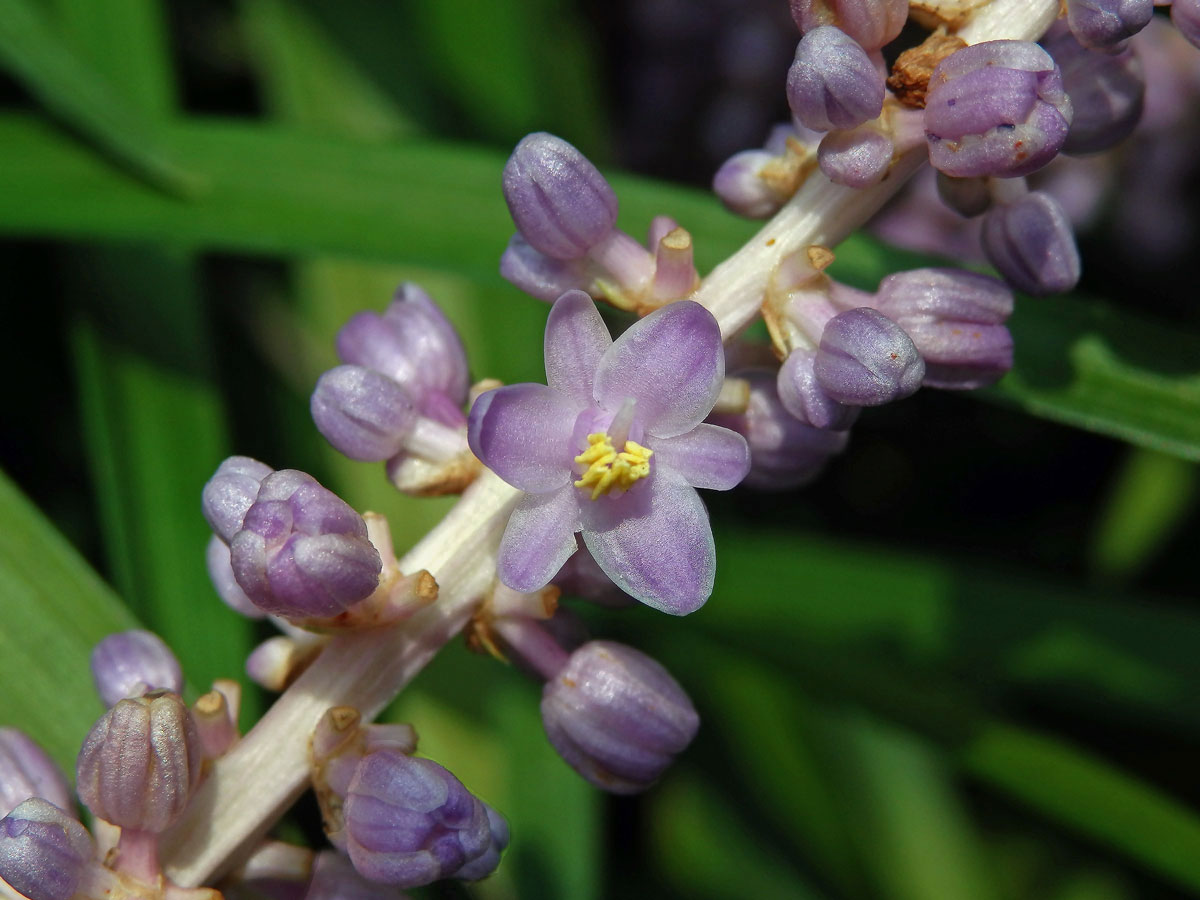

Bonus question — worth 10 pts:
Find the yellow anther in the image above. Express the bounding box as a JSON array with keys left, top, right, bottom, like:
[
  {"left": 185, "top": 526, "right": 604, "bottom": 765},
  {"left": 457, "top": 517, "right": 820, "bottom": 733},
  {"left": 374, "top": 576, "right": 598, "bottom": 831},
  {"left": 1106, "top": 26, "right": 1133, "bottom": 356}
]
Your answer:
[{"left": 573, "top": 433, "right": 653, "bottom": 500}]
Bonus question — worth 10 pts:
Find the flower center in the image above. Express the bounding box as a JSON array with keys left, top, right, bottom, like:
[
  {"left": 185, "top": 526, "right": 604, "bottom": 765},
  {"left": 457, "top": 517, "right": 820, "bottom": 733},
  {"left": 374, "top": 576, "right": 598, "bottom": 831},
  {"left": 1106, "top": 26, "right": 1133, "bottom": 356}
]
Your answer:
[{"left": 573, "top": 433, "right": 653, "bottom": 500}]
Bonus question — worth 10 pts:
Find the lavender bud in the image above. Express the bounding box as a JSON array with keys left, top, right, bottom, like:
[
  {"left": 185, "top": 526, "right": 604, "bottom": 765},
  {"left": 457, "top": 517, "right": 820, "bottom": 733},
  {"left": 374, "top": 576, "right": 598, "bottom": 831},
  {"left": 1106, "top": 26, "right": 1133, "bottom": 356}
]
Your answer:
[
  {"left": 311, "top": 366, "right": 418, "bottom": 462},
  {"left": 229, "top": 470, "right": 382, "bottom": 619},
  {"left": 925, "top": 41, "right": 1073, "bottom": 179},
  {"left": 499, "top": 233, "right": 591, "bottom": 302},
  {"left": 980, "top": 191, "right": 1081, "bottom": 294},
  {"left": 502, "top": 133, "right": 618, "bottom": 260},
  {"left": 0, "top": 799, "right": 94, "bottom": 900},
  {"left": 1065, "top": 0, "right": 1152, "bottom": 49},
  {"left": 875, "top": 269, "right": 1014, "bottom": 389},
  {"left": 0, "top": 730, "right": 71, "bottom": 818},
  {"left": 90, "top": 630, "right": 183, "bottom": 707},
  {"left": 205, "top": 534, "right": 266, "bottom": 619},
  {"left": 337, "top": 284, "right": 470, "bottom": 418},
  {"left": 814, "top": 308, "right": 925, "bottom": 406},
  {"left": 935, "top": 174, "right": 993, "bottom": 218},
  {"left": 1043, "top": 26, "right": 1144, "bottom": 154},
  {"left": 818, "top": 126, "right": 893, "bottom": 187},
  {"left": 76, "top": 692, "right": 203, "bottom": 833},
  {"left": 711, "top": 370, "right": 850, "bottom": 490},
  {"left": 453, "top": 802, "right": 508, "bottom": 881},
  {"left": 777, "top": 349, "right": 861, "bottom": 430},
  {"left": 541, "top": 641, "right": 699, "bottom": 794},
  {"left": 306, "top": 850, "right": 408, "bottom": 899},
  {"left": 787, "top": 27, "right": 885, "bottom": 132},
  {"left": 789, "top": 0, "right": 908, "bottom": 51},
  {"left": 1172, "top": 0, "right": 1200, "bottom": 49},
  {"left": 202, "top": 455, "right": 274, "bottom": 544},
  {"left": 712, "top": 149, "right": 789, "bottom": 218},
  {"left": 342, "top": 750, "right": 493, "bottom": 887}
]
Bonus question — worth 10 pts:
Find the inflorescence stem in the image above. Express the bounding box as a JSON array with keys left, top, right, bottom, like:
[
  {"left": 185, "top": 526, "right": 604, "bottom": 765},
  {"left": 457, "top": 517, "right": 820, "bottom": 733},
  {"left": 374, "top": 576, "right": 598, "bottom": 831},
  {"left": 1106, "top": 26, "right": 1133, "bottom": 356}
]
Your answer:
[{"left": 159, "top": 1, "right": 1055, "bottom": 886}]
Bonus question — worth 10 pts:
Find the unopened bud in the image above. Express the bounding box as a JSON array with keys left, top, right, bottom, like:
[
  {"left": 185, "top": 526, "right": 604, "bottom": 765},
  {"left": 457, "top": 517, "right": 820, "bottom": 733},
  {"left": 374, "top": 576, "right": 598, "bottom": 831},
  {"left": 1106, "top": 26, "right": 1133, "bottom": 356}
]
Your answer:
[
  {"left": 311, "top": 366, "right": 418, "bottom": 462},
  {"left": 0, "top": 729, "right": 71, "bottom": 818},
  {"left": 789, "top": 0, "right": 908, "bottom": 51},
  {"left": 0, "top": 798, "right": 94, "bottom": 900},
  {"left": 787, "top": 27, "right": 885, "bottom": 132},
  {"left": 202, "top": 455, "right": 273, "bottom": 543},
  {"left": 980, "top": 190, "right": 1081, "bottom": 294},
  {"left": 814, "top": 309, "right": 925, "bottom": 406},
  {"left": 1065, "top": 0, "right": 1151, "bottom": 49},
  {"left": 90, "top": 630, "right": 183, "bottom": 707},
  {"left": 1043, "top": 25, "right": 1144, "bottom": 155}
]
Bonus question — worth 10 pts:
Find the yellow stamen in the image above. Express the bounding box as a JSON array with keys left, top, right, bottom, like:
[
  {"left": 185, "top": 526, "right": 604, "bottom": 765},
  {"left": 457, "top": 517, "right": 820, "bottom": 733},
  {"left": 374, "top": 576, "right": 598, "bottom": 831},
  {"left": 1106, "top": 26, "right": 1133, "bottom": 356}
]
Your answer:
[{"left": 573, "top": 432, "right": 653, "bottom": 500}]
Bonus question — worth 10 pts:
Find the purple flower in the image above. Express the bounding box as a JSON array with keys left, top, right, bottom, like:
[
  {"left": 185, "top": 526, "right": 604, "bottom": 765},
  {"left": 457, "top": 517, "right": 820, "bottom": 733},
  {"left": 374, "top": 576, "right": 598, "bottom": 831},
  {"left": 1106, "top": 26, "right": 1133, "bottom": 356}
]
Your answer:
[
  {"left": 787, "top": 26, "right": 886, "bottom": 132},
  {"left": 925, "top": 41, "right": 1073, "bottom": 179},
  {"left": 467, "top": 291, "right": 750, "bottom": 615},
  {"left": 90, "top": 630, "right": 184, "bottom": 707},
  {"left": 980, "top": 190, "right": 1081, "bottom": 295},
  {"left": 0, "top": 799, "right": 94, "bottom": 900},
  {"left": 789, "top": 0, "right": 908, "bottom": 51}
]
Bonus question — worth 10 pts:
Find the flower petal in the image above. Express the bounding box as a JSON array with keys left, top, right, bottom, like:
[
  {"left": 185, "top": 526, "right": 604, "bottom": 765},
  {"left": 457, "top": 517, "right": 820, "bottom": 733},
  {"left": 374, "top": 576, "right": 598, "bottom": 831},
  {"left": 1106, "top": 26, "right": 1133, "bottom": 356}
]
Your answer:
[
  {"left": 581, "top": 471, "right": 715, "bottom": 615},
  {"left": 651, "top": 424, "right": 750, "bottom": 491},
  {"left": 468, "top": 384, "right": 580, "bottom": 493},
  {"left": 544, "top": 291, "right": 612, "bottom": 408},
  {"left": 498, "top": 488, "right": 581, "bottom": 592},
  {"left": 593, "top": 301, "right": 724, "bottom": 439}
]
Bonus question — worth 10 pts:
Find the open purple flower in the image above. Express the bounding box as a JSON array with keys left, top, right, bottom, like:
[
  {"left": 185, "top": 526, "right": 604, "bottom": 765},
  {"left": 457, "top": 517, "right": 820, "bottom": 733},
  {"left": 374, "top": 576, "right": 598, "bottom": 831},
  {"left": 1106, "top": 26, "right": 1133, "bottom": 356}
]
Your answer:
[{"left": 468, "top": 291, "right": 750, "bottom": 615}]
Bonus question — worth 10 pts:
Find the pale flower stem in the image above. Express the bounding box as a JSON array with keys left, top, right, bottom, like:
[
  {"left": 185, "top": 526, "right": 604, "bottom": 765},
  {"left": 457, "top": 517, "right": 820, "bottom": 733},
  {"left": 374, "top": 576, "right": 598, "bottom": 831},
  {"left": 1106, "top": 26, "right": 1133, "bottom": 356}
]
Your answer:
[{"left": 160, "top": 471, "right": 520, "bottom": 887}]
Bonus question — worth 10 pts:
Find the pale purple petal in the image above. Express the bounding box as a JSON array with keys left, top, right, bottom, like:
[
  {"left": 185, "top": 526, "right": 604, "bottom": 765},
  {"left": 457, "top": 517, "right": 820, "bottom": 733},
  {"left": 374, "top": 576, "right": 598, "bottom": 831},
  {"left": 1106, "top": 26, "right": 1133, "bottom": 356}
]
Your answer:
[
  {"left": 544, "top": 291, "right": 612, "bottom": 408},
  {"left": 498, "top": 488, "right": 582, "bottom": 593},
  {"left": 468, "top": 384, "right": 581, "bottom": 493},
  {"left": 593, "top": 301, "right": 724, "bottom": 438},
  {"left": 652, "top": 425, "right": 750, "bottom": 491},
  {"left": 581, "top": 471, "right": 715, "bottom": 615}
]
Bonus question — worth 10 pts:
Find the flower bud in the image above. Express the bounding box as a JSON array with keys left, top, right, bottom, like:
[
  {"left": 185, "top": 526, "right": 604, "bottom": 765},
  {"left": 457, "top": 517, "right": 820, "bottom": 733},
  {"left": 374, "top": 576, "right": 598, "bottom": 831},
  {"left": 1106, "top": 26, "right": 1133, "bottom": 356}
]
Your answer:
[
  {"left": 342, "top": 750, "right": 494, "bottom": 887},
  {"left": 202, "top": 455, "right": 274, "bottom": 544},
  {"left": 336, "top": 283, "right": 470, "bottom": 420},
  {"left": 875, "top": 269, "right": 1014, "bottom": 389},
  {"left": 925, "top": 41, "right": 1073, "bottom": 179},
  {"left": 711, "top": 370, "right": 850, "bottom": 490},
  {"left": 311, "top": 366, "right": 418, "bottom": 462},
  {"left": 306, "top": 850, "right": 408, "bottom": 899},
  {"left": 205, "top": 534, "right": 266, "bottom": 619},
  {"left": 499, "top": 233, "right": 590, "bottom": 301},
  {"left": 453, "top": 802, "right": 508, "bottom": 881},
  {"left": 1172, "top": 0, "right": 1200, "bottom": 49},
  {"left": 818, "top": 126, "right": 893, "bottom": 187},
  {"left": 541, "top": 641, "right": 699, "bottom": 794},
  {"left": 229, "top": 470, "right": 382, "bottom": 619},
  {"left": 789, "top": 0, "right": 908, "bottom": 51},
  {"left": 814, "top": 309, "right": 925, "bottom": 406},
  {"left": 502, "top": 133, "right": 618, "bottom": 260},
  {"left": 90, "top": 630, "right": 184, "bottom": 707},
  {"left": 0, "top": 729, "right": 71, "bottom": 818},
  {"left": 1043, "top": 26, "right": 1144, "bottom": 154},
  {"left": 712, "top": 149, "right": 790, "bottom": 218},
  {"left": 1065, "top": 0, "right": 1152, "bottom": 49},
  {"left": 777, "top": 349, "right": 861, "bottom": 430},
  {"left": 787, "top": 27, "right": 885, "bottom": 132},
  {"left": 0, "top": 798, "right": 94, "bottom": 900},
  {"left": 76, "top": 692, "right": 203, "bottom": 833},
  {"left": 980, "top": 190, "right": 1081, "bottom": 294}
]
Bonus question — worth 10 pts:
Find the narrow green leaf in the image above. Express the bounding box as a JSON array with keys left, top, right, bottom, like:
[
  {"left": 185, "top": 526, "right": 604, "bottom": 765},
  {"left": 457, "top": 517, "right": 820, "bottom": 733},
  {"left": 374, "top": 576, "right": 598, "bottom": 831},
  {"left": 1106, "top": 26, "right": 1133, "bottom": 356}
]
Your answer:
[
  {"left": 0, "top": 468, "right": 138, "bottom": 772},
  {"left": 0, "top": 0, "right": 198, "bottom": 194}
]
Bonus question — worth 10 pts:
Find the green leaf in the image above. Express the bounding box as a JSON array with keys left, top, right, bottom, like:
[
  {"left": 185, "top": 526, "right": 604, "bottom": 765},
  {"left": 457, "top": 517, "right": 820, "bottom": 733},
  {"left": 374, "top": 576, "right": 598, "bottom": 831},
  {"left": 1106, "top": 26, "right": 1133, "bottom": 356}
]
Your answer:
[
  {"left": 0, "top": 468, "right": 139, "bottom": 772},
  {"left": 0, "top": 0, "right": 198, "bottom": 194}
]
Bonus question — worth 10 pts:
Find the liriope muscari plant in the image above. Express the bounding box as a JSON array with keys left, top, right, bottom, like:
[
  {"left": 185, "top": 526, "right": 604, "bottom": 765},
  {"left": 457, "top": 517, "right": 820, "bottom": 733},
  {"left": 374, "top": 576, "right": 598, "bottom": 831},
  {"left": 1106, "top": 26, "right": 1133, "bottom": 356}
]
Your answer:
[{"left": 0, "top": 0, "right": 1191, "bottom": 895}]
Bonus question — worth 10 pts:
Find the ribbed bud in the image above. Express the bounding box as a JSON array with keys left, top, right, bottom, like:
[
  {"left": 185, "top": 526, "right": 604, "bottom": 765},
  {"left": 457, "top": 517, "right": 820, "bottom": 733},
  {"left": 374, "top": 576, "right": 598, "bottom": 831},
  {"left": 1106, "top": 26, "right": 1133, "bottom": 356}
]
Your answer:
[
  {"left": 502, "top": 133, "right": 618, "bottom": 260},
  {"left": 205, "top": 534, "right": 266, "bottom": 619},
  {"left": 787, "top": 27, "right": 885, "bottom": 132},
  {"left": 1065, "top": 0, "right": 1152, "bottom": 49},
  {"left": 711, "top": 370, "right": 850, "bottom": 490},
  {"left": 875, "top": 269, "right": 1014, "bottom": 389},
  {"left": 541, "top": 641, "right": 699, "bottom": 794},
  {"left": 311, "top": 366, "right": 418, "bottom": 462},
  {"left": 0, "top": 729, "right": 71, "bottom": 818},
  {"left": 980, "top": 191, "right": 1081, "bottom": 294},
  {"left": 1043, "top": 25, "right": 1144, "bottom": 154},
  {"left": 818, "top": 126, "right": 893, "bottom": 187},
  {"left": 454, "top": 803, "right": 508, "bottom": 882},
  {"left": 1172, "top": 0, "right": 1200, "bottom": 49},
  {"left": 202, "top": 455, "right": 274, "bottom": 544},
  {"left": 777, "top": 349, "right": 861, "bottom": 430},
  {"left": 0, "top": 798, "right": 94, "bottom": 900},
  {"left": 925, "top": 41, "right": 1073, "bottom": 178},
  {"left": 499, "top": 233, "right": 590, "bottom": 301},
  {"left": 712, "top": 149, "right": 789, "bottom": 218},
  {"left": 789, "top": 0, "right": 908, "bottom": 51},
  {"left": 306, "top": 850, "right": 409, "bottom": 899},
  {"left": 336, "top": 283, "right": 470, "bottom": 419},
  {"left": 814, "top": 308, "right": 925, "bottom": 406},
  {"left": 343, "top": 750, "right": 494, "bottom": 887},
  {"left": 90, "top": 630, "right": 184, "bottom": 707},
  {"left": 228, "top": 470, "right": 382, "bottom": 619},
  {"left": 76, "top": 692, "right": 202, "bottom": 833}
]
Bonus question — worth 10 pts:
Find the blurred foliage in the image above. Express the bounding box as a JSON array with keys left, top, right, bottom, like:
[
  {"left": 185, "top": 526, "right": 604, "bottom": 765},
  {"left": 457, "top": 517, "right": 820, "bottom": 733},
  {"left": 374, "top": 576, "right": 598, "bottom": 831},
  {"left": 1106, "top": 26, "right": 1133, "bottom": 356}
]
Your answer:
[{"left": 0, "top": 1, "right": 1198, "bottom": 898}]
